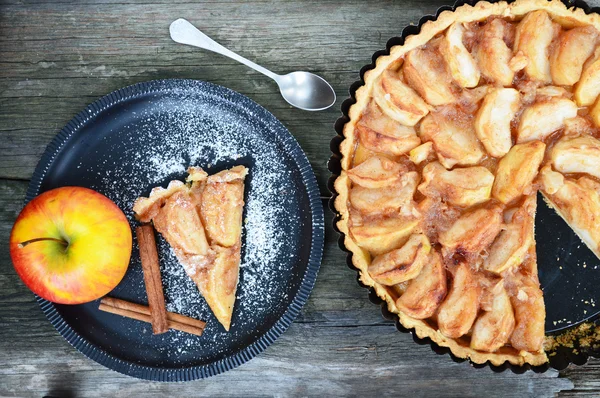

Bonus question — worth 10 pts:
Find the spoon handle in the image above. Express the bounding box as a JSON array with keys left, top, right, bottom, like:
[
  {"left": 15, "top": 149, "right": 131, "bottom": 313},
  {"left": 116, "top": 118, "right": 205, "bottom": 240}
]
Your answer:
[{"left": 169, "top": 18, "right": 279, "bottom": 81}]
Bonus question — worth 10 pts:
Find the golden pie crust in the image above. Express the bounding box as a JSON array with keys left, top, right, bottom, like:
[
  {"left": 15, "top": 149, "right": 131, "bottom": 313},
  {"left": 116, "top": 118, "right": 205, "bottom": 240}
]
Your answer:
[
  {"left": 334, "top": 0, "right": 600, "bottom": 366},
  {"left": 134, "top": 166, "right": 248, "bottom": 331}
]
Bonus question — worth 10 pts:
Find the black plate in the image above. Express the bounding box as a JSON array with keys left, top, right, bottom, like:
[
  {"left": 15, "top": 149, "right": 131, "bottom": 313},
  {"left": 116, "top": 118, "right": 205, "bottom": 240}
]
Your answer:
[
  {"left": 27, "top": 79, "right": 324, "bottom": 381},
  {"left": 328, "top": 0, "right": 600, "bottom": 371}
]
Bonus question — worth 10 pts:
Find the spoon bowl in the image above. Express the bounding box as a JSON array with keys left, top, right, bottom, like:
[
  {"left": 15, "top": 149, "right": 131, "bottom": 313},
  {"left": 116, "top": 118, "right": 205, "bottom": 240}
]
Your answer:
[
  {"left": 169, "top": 18, "right": 336, "bottom": 111},
  {"left": 276, "top": 72, "right": 336, "bottom": 111}
]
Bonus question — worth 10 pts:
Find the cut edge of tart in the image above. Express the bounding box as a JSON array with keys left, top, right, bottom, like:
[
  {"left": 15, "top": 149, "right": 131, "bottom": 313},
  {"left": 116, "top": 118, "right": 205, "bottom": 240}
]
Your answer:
[
  {"left": 334, "top": 0, "right": 600, "bottom": 366},
  {"left": 133, "top": 165, "right": 248, "bottom": 331}
]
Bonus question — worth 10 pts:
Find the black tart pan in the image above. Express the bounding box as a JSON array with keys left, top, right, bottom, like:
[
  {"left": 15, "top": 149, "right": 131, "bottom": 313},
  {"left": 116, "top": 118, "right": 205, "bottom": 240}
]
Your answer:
[
  {"left": 328, "top": 0, "right": 600, "bottom": 372},
  {"left": 26, "top": 79, "right": 324, "bottom": 381}
]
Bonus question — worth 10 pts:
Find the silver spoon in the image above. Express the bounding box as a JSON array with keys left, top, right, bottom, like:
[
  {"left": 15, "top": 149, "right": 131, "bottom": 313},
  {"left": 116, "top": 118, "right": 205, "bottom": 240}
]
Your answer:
[{"left": 169, "top": 18, "right": 336, "bottom": 111}]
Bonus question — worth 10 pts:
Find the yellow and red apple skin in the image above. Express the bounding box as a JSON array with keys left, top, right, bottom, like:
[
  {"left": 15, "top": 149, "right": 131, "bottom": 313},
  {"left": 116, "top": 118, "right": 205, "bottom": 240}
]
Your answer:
[{"left": 9, "top": 186, "right": 132, "bottom": 304}]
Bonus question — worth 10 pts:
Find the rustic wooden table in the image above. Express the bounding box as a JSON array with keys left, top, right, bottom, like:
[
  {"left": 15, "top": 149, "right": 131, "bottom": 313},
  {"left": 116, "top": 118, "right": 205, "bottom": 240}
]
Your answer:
[{"left": 1, "top": 0, "right": 599, "bottom": 396}]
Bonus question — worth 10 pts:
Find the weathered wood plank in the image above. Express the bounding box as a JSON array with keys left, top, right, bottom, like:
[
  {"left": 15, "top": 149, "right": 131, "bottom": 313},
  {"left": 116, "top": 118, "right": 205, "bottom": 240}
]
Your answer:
[{"left": 558, "top": 359, "right": 600, "bottom": 397}]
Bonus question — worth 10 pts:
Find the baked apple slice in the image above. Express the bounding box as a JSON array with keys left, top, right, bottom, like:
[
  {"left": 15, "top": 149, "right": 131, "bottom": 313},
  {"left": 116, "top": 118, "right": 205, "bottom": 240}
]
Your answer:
[
  {"left": 347, "top": 155, "right": 405, "bottom": 188},
  {"left": 474, "top": 18, "right": 517, "bottom": 86},
  {"left": 368, "top": 234, "right": 431, "bottom": 286},
  {"left": 352, "top": 143, "right": 377, "bottom": 167},
  {"left": 439, "top": 206, "right": 503, "bottom": 254},
  {"left": 440, "top": 22, "right": 480, "bottom": 88},
  {"left": 196, "top": 166, "right": 247, "bottom": 248},
  {"left": 198, "top": 244, "right": 240, "bottom": 331},
  {"left": 562, "top": 115, "right": 597, "bottom": 138},
  {"left": 471, "top": 283, "right": 515, "bottom": 352},
  {"left": 517, "top": 97, "right": 578, "bottom": 143},
  {"left": 550, "top": 26, "right": 598, "bottom": 86},
  {"left": 356, "top": 103, "right": 421, "bottom": 156},
  {"left": 508, "top": 256, "right": 545, "bottom": 353},
  {"left": 350, "top": 171, "right": 419, "bottom": 215},
  {"left": 395, "top": 250, "right": 447, "bottom": 319},
  {"left": 579, "top": 176, "right": 600, "bottom": 195},
  {"left": 474, "top": 88, "right": 520, "bottom": 157},
  {"left": 404, "top": 46, "right": 457, "bottom": 106},
  {"left": 493, "top": 140, "right": 546, "bottom": 204},
  {"left": 590, "top": 97, "right": 600, "bottom": 128},
  {"left": 514, "top": 10, "right": 559, "bottom": 83},
  {"left": 373, "top": 70, "right": 430, "bottom": 126},
  {"left": 418, "top": 162, "right": 494, "bottom": 207},
  {"left": 409, "top": 142, "right": 434, "bottom": 165},
  {"left": 419, "top": 110, "right": 485, "bottom": 168},
  {"left": 437, "top": 263, "right": 480, "bottom": 339},
  {"left": 574, "top": 47, "right": 600, "bottom": 106},
  {"left": 551, "top": 135, "right": 600, "bottom": 180},
  {"left": 484, "top": 195, "right": 535, "bottom": 274},
  {"left": 349, "top": 214, "right": 420, "bottom": 256},
  {"left": 357, "top": 124, "right": 421, "bottom": 157},
  {"left": 150, "top": 189, "right": 211, "bottom": 258},
  {"left": 135, "top": 166, "right": 248, "bottom": 331}
]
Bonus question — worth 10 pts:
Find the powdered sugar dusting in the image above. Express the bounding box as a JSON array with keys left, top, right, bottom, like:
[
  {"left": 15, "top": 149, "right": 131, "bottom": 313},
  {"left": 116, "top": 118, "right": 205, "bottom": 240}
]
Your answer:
[{"left": 77, "top": 81, "right": 308, "bottom": 362}]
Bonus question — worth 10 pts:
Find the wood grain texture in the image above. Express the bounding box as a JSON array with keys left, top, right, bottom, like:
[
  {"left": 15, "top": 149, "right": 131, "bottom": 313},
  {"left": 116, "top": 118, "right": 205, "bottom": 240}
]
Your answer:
[{"left": 0, "top": 0, "right": 598, "bottom": 396}]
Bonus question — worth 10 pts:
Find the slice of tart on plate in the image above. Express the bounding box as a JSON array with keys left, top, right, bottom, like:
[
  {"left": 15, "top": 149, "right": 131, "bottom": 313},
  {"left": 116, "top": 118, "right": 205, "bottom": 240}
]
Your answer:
[
  {"left": 333, "top": 0, "right": 600, "bottom": 366},
  {"left": 133, "top": 165, "right": 248, "bottom": 331}
]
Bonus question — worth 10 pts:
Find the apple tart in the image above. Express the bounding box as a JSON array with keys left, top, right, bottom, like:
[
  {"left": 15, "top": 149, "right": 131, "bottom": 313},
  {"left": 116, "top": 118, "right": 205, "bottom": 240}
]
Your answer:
[
  {"left": 133, "top": 165, "right": 248, "bottom": 331},
  {"left": 334, "top": 0, "right": 600, "bottom": 366}
]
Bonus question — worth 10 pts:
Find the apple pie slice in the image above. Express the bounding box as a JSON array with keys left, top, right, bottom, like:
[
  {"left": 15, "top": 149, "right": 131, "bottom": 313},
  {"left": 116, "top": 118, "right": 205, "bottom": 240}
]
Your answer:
[{"left": 133, "top": 165, "right": 248, "bottom": 331}]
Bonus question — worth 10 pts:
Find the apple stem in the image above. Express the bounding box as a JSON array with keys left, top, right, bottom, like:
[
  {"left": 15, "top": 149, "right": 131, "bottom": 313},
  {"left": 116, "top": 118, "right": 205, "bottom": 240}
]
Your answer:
[{"left": 18, "top": 237, "right": 68, "bottom": 248}]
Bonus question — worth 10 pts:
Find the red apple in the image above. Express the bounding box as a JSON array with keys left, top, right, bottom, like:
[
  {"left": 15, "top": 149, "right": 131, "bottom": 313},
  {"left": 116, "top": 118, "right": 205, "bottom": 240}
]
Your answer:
[{"left": 9, "top": 186, "right": 132, "bottom": 304}]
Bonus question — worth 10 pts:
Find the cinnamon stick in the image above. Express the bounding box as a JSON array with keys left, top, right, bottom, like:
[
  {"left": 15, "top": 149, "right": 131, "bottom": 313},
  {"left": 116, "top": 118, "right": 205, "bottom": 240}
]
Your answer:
[
  {"left": 136, "top": 224, "right": 169, "bottom": 334},
  {"left": 100, "top": 297, "right": 206, "bottom": 336}
]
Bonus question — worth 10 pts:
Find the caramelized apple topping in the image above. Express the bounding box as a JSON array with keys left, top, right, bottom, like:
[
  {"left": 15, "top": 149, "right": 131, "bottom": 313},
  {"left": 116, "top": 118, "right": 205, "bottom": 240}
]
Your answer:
[
  {"left": 373, "top": 70, "right": 430, "bottom": 126},
  {"left": 474, "top": 87, "right": 520, "bottom": 157},
  {"left": 484, "top": 195, "right": 535, "bottom": 274},
  {"left": 514, "top": 10, "right": 559, "bottom": 83},
  {"left": 396, "top": 250, "right": 447, "bottom": 319},
  {"left": 418, "top": 162, "right": 494, "bottom": 207},
  {"left": 419, "top": 108, "right": 485, "bottom": 168},
  {"left": 471, "top": 283, "right": 515, "bottom": 352},
  {"left": 404, "top": 45, "right": 457, "bottom": 106},
  {"left": 347, "top": 155, "right": 406, "bottom": 189},
  {"left": 551, "top": 135, "right": 600, "bottom": 180},
  {"left": 349, "top": 213, "right": 420, "bottom": 256},
  {"left": 550, "top": 26, "right": 598, "bottom": 86},
  {"left": 356, "top": 103, "right": 421, "bottom": 156},
  {"left": 492, "top": 140, "right": 545, "bottom": 204},
  {"left": 590, "top": 97, "right": 600, "bottom": 128},
  {"left": 574, "top": 47, "right": 600, "bottom": 106},
  {"left": 474, "top": 18, "right": 518, "bottom": 86},
  {"left": 439, "top": 206, "right": 503, "bottom": 255},
  {"left": 368, "top": 234, "right": 431, "bottom": 286},
  {"left": 508, "top": 265, "right": 545, "bottom": 353},
  {"left": 350, "top": 171, "right": 419, "bottom": 215},
  {"left": 440, "top": 22, "right": 481, "bottom": 88},
  {"left": 152, "top": 190, "right": 211, "bottom": 257},
  {"left": 409, "top": 142, "right": 434, "bottom": 165},
  {"left": 199, "top": 170, "right": 246, "bottom": 248},
  {"left": 437, "top": 263, "right": 480, "bottom": 339},
  {"left": 517, "top": 97, "right": 578, "bottom": 143}
]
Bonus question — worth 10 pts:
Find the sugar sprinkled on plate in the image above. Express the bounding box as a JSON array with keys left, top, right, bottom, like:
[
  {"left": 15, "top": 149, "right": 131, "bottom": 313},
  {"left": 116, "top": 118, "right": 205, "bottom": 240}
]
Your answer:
[{"left": 81, "top": 82, "right": 305, "bottom": 359}]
